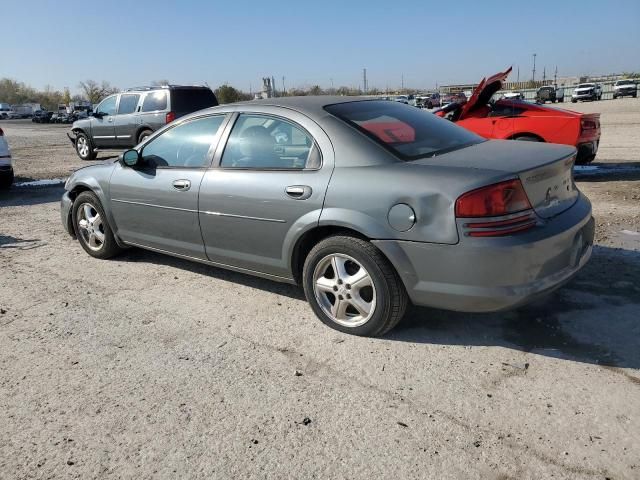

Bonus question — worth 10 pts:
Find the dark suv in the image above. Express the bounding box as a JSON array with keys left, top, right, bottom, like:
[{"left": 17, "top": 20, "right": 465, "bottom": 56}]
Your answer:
[{"left": 68, "top": 85, "right": 218, "bottom": 160}]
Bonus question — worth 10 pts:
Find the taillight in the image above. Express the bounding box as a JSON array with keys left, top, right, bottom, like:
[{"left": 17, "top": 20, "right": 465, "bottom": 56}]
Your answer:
[
  {"left": 456, "top": 179, "right": 535, "bottom": 237},
  {"left": 581, "top": 119, "right": 597, "bottom": 132},
  {"left": 456, "top": 179, "right": 532, "bottom": 217},
  {"left": 165, "top": 111, "right": 176, "bottom": 124}
]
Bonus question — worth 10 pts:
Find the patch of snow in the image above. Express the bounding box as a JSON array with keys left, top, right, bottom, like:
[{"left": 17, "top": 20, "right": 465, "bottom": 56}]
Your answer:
[{"left": 14, "top": 178, "right": 66, "bottom": 188}]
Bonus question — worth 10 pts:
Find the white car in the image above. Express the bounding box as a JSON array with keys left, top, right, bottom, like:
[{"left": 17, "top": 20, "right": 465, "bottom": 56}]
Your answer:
[
  {"left": 0, "top": 105, "right": 14, "bottom": 120},
  {"left": 0, "top": 126, "right": 13, "bottom": 189},
  {"left": 613, "top": 79, "right": 637, "bottom": 99},
  {"left": 571, "top": 83, "right": 602, "bottom": 102}
]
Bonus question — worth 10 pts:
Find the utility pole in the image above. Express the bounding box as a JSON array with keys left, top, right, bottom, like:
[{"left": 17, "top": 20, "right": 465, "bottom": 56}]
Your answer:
[
  {"left": 282, "top": 76, "right": 286, "bottom": 96},
  {"left": 532, "top": 53, "right": 537, "bottom": 83},
  {"left": 554, "top": 66, "right": 558, "bottom": 86},
  {"left": 363, "top": 68, "right": 367, "bottom": 94},
  {"left": 517, "top": 66, "right": 520, "bottom": 84},
  {"left": 401, "top": 74, "right": 404, "bottom": 91},
  {"left": 330, "top": 78, "right": 334, "bottom": 91},
  {"left": 272, "top": 76, "right": 277, "bottom": 97},
  {"left": 543, "top": 66, "right": 546, "bottom": 83}
]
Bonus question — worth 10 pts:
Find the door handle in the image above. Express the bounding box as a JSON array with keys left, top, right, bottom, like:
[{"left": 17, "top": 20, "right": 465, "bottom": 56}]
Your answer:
[
  {"left": 172, "top": 179, "right": 191, "bottom": 191},
  {"left": 108, "top": 117, "right": 114, "bottom": 123},
  {"left": 285, "top": 185, "right": 312, "bottom": 200}
]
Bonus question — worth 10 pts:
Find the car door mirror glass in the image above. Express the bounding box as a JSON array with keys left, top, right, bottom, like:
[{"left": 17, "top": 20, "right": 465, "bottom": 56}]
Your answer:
[{"left": 122, "top": 149, "right": 140, "bottom": 167}]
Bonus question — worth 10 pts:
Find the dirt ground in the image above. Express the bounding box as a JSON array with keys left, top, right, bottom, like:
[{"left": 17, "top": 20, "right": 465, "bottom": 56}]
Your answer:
[{"left": 1, "top": 99, "right": 639, "bottom": 479}]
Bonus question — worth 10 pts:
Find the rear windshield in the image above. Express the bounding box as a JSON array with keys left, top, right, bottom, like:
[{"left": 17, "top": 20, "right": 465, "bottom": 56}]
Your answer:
[
  {"left": 325, "top": 100, "right": 483, "bottom": 160},
  {"left": 171, "top": 88, "right": 218, "bottom": 113}
]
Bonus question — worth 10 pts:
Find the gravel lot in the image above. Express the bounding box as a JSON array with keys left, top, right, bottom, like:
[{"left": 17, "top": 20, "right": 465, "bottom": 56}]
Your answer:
[{"left": 1, "top": 99, "right": 639, "bottom": 479}]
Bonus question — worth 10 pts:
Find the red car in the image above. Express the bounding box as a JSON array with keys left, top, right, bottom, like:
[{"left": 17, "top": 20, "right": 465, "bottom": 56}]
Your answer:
[{"left": 435, "top": 67, "right": 601, "bottom": 164}]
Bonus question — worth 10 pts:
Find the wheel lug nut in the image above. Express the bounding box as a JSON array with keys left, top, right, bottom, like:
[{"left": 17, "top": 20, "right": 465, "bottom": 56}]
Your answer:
[
  {"left": 333, "top": 286, "right": 338, "bottom": 292},
  {"left": 338, "top": 295, "right": 343, "bottom": 300},
  {"left": 346, "top": 294, "right": 351, "bottom": 299},
  {"left": 346, "top": 284, "right": 351, "bottom": 289}
]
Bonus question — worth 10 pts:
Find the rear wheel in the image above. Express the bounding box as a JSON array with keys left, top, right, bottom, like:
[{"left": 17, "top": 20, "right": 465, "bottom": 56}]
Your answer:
[
  {"left": 75, "top": 132, "right": 97, "bottom": 160},
  {"left": 303, "top": 235, "right": 408, "bottom": 337},
  {"left": 0, "top": 169, "right": 14, "bottom": 190},
  {"left": 137, "top": 129, "right": 152, "bottom": 144},
  {"left": 72, "top": 191, "right": 122, "bottom": 259}
]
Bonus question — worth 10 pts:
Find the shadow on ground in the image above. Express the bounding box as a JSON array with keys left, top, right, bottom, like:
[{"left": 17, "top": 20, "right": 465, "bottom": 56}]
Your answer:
[
  {"left": 574, "top": 161, "right": 640, "bottom": 182},
  {"left": 390, "top": 246, "right": 640, "bottom": 369},
  {"left": 0, "top": 184, "right": 64, "bottom": 208},
  {"left": 116, "top": 243, "right": 640, "bottom": 369}
]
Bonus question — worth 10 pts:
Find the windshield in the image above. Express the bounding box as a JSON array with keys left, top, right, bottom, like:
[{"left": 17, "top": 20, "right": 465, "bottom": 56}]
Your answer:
[
  {"left": 617, "top": 80, "right": 634, "bottom": 85},
  {"left": 325, "top": 100, "right": 483, "bottom": 161},
  {"left": 578, "top": 84, "right": 595, "bottom": 88}
]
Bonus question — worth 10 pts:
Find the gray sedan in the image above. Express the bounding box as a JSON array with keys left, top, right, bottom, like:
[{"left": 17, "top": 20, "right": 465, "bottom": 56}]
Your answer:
[{"left": 61, "top": 97, "right": 594, "bottom": 336}]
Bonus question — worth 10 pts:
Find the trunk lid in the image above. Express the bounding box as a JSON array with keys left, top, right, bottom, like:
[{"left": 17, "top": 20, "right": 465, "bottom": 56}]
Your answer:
[
  {"left": 459, "top": 67, "right": 512, "bottom": 120},
  {"left": 413, "top": 140, "right": 579, "bottom": 219}
]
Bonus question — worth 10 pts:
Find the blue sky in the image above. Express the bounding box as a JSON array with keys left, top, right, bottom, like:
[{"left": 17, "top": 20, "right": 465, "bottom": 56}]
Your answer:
[{"left": 4, "top": 0, "right": 639, "bottom": 93}]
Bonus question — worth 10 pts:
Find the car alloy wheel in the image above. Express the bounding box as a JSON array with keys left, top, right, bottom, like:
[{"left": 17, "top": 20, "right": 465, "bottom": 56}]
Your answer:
[
  {"left": 77, "top": 136, "right": 90, "bottom": 158},
  {"left": 312, "top": 253, "right": 377, "bottom": 328},
  {"left": 76, "top": 202, "right": 105, "bottom": 251}
]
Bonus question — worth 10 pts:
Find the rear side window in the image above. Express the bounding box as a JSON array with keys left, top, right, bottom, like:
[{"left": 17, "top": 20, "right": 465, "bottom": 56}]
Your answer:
[
  {"left": 220, "top": 114, "right": 318, "bottom": 169},
  {"left": 141, "top": 115, "right": 225, "bottom": 168},
  {"left": 118, "top": 94, "right": 140, "bottom": 114},
  {"left": 142, "top": 91, "right": 168, "bottom": 112},
  {"left": 325, "top": 100, "right": 483, "bottom": 160},
  {"left": 171, "top": 88, "right": 218, "bottom": 113}
]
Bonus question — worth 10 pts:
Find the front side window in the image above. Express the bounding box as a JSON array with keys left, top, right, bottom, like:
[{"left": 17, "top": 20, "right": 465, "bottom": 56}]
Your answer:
[
  {"left": 96, "top": 95, "right": 117, "bottom": 116},
  {"left": 220, "top": 114, "right": 319, "bottom": 169},
  {"left": 141, "top": 115, "right": 225, "bottom": 168},
  {"left": 325, "top": 100, "right": 483, "bottom": 160},
  {"left": 118, "top": 94, "right": 140, "bottom": 114},
  {"left": 142, "top": 91, "right": 168, "bottom": 112}
]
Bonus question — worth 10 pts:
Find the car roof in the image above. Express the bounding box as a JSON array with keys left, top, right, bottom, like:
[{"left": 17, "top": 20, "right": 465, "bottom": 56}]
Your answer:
[{"left": 203, "top": 96, "right": 379, "bottom": 119}]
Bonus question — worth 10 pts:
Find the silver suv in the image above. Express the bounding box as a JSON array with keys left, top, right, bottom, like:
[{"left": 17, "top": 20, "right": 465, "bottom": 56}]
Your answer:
[{"left": 68, "top": 85, "right": 218, "bottom": 160}]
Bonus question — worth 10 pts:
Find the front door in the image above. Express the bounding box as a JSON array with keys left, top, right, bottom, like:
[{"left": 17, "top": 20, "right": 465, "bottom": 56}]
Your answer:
[
  {"left": 198, "top": 112, "right": 333, "bottom": 278},
  {"left": 91, "top": 94, "right": 118, "bottom": 147},
  {"left": 109, "top": 114, "right": 228, "bottom": 259}
]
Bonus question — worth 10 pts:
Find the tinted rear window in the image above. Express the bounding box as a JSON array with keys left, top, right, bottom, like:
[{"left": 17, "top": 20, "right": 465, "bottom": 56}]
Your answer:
[
  {"left": 170, "top": 88, "right": 218, "bottom": 113},
  {"left": 325, "top": 100, "right": 483, "bottom": 160}
]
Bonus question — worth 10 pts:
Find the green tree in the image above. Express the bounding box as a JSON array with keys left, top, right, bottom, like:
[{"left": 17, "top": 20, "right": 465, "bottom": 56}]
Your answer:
[
  {"left": 214, "top": 84, "right": 251, "bottom": 104},
  {"left": 63, "top": 87, "right": 72, "bottom": 105}
]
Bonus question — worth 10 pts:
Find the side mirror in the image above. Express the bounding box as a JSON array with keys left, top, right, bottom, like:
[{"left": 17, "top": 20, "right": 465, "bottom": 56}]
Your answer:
[
  {"left": 122, "top": 149, "right": 141, "bottom": 167},
  {"left": 93, "top": 111, "right": 105, "bottom": 118}
]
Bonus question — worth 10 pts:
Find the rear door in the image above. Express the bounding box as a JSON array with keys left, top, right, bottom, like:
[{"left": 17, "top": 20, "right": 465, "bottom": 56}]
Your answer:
[
  {"left": 90, "top": 95, "right": 118, "bottom": 147},
  {"left": 198, "top": 110, "right": 334, "bottom": 279},
  {"left": 114, "top": 93, "right": 141, "bottom": 147},
  {"left": 109, "top": 114, "right": 229, "bottom": 258}
]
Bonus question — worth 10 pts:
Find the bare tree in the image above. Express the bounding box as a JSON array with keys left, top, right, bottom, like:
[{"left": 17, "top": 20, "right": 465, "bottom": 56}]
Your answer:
[{"left": 78, "top": 80, "right": 119, "bottom": 104}]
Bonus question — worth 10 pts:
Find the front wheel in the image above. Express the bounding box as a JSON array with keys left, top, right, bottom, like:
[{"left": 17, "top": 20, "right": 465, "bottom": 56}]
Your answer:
[
  {"left": 302, "top": 235, "right": 408, "bottom": 337},
  {"left": 72, "top": 191, "right": 122, "bottom": 259},
  {"left": 137, "top": 129, "right": 152, "bottom": 144},
  {"left": 0, "top": 170, "right": 14, "bottom": 190},
  {"left": 75, "top": 132, "right": 97, "bottom": 160}
]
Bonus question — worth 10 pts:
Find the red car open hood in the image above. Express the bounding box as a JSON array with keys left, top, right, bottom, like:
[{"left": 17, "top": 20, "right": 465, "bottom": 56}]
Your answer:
[{"left": 459, "top": 67, "right": 512, "bottom": 120}]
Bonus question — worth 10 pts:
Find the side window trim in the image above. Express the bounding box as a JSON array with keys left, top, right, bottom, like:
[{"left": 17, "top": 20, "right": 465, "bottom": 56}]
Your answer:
[
  {"left": 213, "top": 112, "right": 322, "bottom": 171},
  {"left": 139, "top": 113, "right": 232, "bottom": 170}
]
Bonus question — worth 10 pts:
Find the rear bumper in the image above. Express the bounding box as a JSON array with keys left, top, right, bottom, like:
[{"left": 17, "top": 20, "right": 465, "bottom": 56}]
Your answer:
[
  {"left": 373, "top": 194, "right": 594, "bottom": 312},
  {"left": 576, "top": 140, "right": 599, "bottom": 162},
  {"left": 61, "top": 191, "right": 75, "bottom": 237}
]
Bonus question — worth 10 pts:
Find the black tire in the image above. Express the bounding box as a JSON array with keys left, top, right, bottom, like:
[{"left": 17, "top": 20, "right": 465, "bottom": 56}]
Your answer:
[
  {"left": 72, "top": 191, "right": 122, "bottom": 259},
  {"left": 302, "top": 235, "right": 408, "bottom": 337},
  {"left": 75, "top": 132, "right": 97, "bottom": 160},
  {"left": 571, "top": 99, "right": 577, "bottom": 103},
  {"left": 514, "top": 135, "right": 542, "bottom": 142},
  {"left": 427, "top": 101, "right": 433, "bottom": 109},
  {"left": 137, "top": 129, "right": 153, "bottom": 144},
  {"left": 0, "top": 170, "right": 14, "bottom": 190}
]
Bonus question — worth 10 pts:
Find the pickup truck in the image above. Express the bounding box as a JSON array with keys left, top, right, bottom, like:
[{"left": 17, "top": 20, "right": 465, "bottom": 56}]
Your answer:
[{"left": 571, "top": 83, "right": 602, "bottom": 102}]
